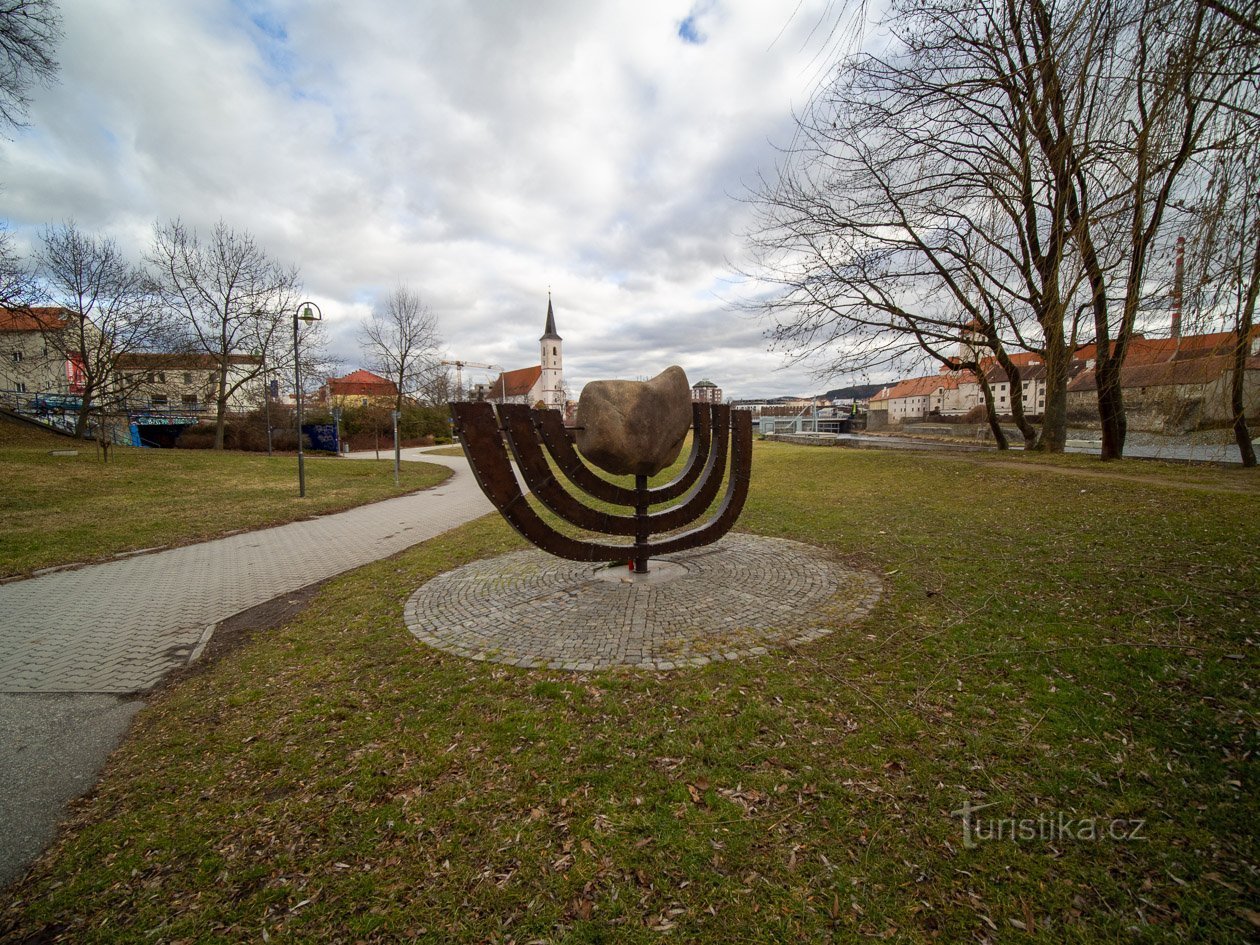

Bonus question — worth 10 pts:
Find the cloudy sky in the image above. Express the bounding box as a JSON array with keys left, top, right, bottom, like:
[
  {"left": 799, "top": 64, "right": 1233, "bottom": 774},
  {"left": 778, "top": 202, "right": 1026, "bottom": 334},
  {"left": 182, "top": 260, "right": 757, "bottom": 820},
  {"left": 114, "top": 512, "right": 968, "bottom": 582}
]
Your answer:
[{"left": 1, "top": 0, "right": 872, "bottom": 400}]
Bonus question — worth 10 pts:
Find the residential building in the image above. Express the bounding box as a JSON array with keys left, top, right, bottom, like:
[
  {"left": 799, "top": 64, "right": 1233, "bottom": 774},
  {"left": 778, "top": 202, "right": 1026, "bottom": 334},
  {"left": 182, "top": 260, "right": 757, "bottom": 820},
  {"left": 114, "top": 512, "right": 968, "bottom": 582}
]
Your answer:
[
  {"left": 870, "top": 327, "right": 1260, "bottom": 430},
  {"left": 0, "top": 307, "right": 92, "bottom": 400},
  {"left": 115, "top": 352, "right": 264, "bottom": 414},
  {"left": 1067, "top": 352, "right": 1260, "bottom": 430},
  {"left": 691, "top": 379, "right": 723, "bottom": 403},
  {"left": 319, "top": 369, "right": 399, "bottom": 408},
  {"left": 880, "top": 375, "right": 959, "bottom": 422},
  {"left": 867, "top": 387, "right": 891, "bottom": 428}
]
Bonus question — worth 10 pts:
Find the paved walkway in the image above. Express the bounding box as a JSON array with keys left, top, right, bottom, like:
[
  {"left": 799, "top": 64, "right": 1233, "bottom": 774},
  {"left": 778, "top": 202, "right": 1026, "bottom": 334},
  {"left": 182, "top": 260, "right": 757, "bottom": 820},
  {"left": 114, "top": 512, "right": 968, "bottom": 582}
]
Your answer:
[
  {"left": 0, "top": 448, "right": 490, "bottom": 886},
  {"left": 0, "top": 449, "right": 490, "bottom": 693}
]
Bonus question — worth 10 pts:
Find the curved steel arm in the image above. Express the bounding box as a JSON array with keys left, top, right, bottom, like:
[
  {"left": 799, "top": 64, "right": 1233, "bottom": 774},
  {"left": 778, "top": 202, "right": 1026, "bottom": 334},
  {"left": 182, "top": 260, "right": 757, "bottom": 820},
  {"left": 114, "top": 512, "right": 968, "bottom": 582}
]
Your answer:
[
  {"left": 533, "top": 404, "right": 712, "bottom": 506},
  {"left": 499, "top": 403, "right": 729, "bottom": 536},
  {"left": 450, "top": 401, "right": 752, "bottom": 564}
]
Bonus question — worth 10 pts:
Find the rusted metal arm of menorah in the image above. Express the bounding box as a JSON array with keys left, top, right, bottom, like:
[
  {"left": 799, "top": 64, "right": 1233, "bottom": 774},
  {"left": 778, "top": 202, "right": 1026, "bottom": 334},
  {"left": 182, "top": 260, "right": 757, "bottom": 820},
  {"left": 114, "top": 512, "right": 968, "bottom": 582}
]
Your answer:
[{"left": 449, "top": 396, "right": 751, "bottom": 572}]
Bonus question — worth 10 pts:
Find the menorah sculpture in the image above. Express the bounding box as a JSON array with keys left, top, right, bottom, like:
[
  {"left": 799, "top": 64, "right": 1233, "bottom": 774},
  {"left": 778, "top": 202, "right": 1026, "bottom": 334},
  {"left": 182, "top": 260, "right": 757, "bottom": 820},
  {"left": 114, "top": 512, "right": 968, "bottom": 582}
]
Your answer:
[{"left": 450, "top": 367, "right": 752, "bottom": 574}]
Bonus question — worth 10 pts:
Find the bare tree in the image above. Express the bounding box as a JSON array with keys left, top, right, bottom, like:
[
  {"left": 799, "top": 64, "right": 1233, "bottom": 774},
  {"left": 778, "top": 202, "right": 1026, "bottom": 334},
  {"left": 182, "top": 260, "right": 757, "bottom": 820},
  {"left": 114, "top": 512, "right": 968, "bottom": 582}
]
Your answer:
[
  {"left": 0, "top": 0, "right": 61, "bottom": 135},
  {"left": 150, "top": 219, "right": 300, "bottom": 449},
  {"left": 1056, "top": 0, "right": 1245, "bottom": 458},
  {"left": 1183, "top": 119, "right": 1260, "bottom": 466},
  {"left": 36, "top": 221, "right": 171, "bottom": 439},
  {"left": 359, "top": 284, "right": 441, "bottom": 469},
  {"left": 358, "top": 284, "right": 441, "bottom": 416},
  {"left": 414, "top": 363, "right": 453, "bottom": 407},
  {"left": 748, "top": 0, "right": 1247, "bottom": 458},
  {"left": 745, "top": 0, "right": 1092, "bottom": 451},
  {"left": 0, "top": 224, "right": 36, "bottom": 307}
]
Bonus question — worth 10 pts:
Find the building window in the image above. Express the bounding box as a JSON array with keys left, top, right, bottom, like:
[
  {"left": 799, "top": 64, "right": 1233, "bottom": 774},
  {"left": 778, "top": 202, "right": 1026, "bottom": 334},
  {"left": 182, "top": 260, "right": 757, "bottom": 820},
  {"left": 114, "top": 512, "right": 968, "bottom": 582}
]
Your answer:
[
  {"left": 15, "top": 381, "right": 26, "bottom": 393},
  {"left": 152, "top": 394, "right": 168, "bottom": 406},
  {"left": 10, "top": 350, "right": 21, "bottom": 363},
  {"left": 182, "top": 394, "right": 198, "bottom": 407},
  {"left": 183, "top": 372, "right": 193, "bottom": 384}
]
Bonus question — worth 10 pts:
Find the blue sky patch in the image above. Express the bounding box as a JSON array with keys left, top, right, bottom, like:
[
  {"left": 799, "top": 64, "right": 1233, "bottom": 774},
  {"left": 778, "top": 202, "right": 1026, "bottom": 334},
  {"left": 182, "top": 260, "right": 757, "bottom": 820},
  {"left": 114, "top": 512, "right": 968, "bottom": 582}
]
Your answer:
[{"left": 677, "top": 14, "right": 705, "bottom": 44}]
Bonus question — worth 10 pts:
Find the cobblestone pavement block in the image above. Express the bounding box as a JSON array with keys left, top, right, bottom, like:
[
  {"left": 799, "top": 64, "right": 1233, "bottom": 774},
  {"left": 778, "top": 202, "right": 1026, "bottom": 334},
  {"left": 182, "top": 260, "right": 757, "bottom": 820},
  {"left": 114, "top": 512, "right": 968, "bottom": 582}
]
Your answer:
[{"left": 405, "top": 532, "right": 883, "bottom": 671}]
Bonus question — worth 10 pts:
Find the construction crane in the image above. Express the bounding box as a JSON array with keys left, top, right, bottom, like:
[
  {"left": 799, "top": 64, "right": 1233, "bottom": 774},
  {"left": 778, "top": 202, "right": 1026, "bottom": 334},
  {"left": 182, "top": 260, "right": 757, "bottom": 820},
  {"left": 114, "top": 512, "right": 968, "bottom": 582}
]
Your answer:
[{"left": 440, "top": 359, "right": 499, "bottom": 401}]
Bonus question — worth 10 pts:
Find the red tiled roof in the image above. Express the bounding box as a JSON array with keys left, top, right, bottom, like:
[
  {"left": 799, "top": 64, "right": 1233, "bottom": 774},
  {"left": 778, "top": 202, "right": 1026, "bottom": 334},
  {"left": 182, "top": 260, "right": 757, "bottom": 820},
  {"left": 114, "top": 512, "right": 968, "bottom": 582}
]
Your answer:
[
  {"left": 976, "top": 351, "right": 1044, "bottom": 372},
  {"left": 887, "top": 375, "right": 954, "bottom": 399},
  {"left": 327, "top": 369, "right": 397, "bottom": 397},
  {"left": 984, "top": 362, "right": 1055, "bottom": 383},
  {"left": 1067, "top": 354, "right": 1260, "bottom": 393},
  {"left": 1074, "top": 330, "right": 1255, "bottom": 366},
  {"left": 0, "top": 306, "right": 70, "bottom": 331},
  {"left": 491, "top": 365, "right": 542, "bottom": 399}
]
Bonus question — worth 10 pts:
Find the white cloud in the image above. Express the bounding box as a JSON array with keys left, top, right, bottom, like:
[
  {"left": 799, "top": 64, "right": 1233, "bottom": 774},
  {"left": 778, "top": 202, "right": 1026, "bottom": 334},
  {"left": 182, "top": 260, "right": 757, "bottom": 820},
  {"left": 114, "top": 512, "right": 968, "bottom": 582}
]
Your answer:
[{"left": 0, "top": 0, "right": 881, "bottom": 399}]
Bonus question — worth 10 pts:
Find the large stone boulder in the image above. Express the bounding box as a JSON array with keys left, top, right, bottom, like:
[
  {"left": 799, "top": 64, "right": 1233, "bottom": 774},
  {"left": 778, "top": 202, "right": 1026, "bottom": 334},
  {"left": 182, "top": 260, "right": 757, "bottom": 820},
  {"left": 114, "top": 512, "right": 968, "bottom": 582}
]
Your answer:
[{"left": 575, "top": 366, "right": 692, "bottom": 477}]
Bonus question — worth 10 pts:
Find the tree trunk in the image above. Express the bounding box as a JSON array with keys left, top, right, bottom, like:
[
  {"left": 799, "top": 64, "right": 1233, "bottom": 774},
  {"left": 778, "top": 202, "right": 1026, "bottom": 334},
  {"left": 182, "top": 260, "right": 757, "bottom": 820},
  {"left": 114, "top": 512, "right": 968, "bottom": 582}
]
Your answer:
[
  {"left": 74, "top": 397, "right": 91, "bottom": 438},
  {"left": 1231, "top": 323, "right": 1256, "bottom": 468},
  {"left": 1034, "top": 320, "right": 1069, "bottom": 452},
  {"left": 991, "top": 351, "right": 1038, "bottom": 448},
  {"left": 214, "top": 363, "right": 230, "bottom": 450},
  {"left": 1232, "top": 228, "right": 1259, "bottom": 467},
  {"left": 74, "top": 385, "right": 96, "bottom": 439},
  {"left": 977, "top": 371, "right": 1009, "bottom": 450},
  {"left": 1094, "top": 357, "right": 1127, "bottom": 461},
  {"left": 1231, "top": 362, "right": 1256, "bottom": 467}
]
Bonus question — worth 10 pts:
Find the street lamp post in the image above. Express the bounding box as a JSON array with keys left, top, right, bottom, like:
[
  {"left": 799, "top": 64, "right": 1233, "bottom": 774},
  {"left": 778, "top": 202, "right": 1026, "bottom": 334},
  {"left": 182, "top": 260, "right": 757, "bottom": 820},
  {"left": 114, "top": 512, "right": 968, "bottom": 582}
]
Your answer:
[
  {"left": 261, "top": 350, "right": 273, "bottom": 457},
  {"left": 391, "top": 409, "right": 400, "bottom": 486},
  {"left": 294, "top": 301, "right": 322, "bottom": 497}
]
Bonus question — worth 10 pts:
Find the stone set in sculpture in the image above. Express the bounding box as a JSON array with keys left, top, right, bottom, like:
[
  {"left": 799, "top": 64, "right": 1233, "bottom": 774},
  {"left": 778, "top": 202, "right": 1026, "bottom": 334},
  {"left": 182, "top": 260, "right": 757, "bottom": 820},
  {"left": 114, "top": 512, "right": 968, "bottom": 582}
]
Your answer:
[
  {"left": 450, "top": 366, "right": 751, "bottom": 573},
  {"left": 573, "top": 365, "right": 693, "bottom": 477}
]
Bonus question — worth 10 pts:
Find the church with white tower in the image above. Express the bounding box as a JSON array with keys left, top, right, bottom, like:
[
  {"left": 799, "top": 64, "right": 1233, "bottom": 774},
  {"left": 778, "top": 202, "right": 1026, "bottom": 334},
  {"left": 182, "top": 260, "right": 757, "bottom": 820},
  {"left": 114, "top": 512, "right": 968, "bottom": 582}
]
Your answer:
[{"left": 486, "top": 296, "right": 565, "bottom": 408}]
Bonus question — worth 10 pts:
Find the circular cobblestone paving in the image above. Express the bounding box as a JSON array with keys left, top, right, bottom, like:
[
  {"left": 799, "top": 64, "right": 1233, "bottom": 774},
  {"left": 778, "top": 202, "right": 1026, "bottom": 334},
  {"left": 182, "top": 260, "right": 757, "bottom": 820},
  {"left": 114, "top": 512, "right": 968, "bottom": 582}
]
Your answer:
[{"left": 404, "top": 533, "right": 882, "bottom": 671}]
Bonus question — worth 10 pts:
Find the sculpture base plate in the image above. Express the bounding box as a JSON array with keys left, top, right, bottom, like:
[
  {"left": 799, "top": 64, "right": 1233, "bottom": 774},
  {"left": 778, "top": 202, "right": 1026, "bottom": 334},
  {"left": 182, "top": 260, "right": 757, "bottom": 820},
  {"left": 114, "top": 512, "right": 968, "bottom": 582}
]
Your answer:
[
  {"left": 404, "top": 533, "right": 882, "bottom": 672},
  {"left": 589, "top": 559, "right": 689, "bottom": 585}
]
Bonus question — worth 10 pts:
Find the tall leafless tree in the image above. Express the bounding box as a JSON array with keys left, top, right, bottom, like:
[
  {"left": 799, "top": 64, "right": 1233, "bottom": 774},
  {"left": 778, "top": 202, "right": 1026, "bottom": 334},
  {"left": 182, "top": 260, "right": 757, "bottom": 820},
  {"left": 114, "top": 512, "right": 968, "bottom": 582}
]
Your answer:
[
  {"left": 0, "top": 0, "right": 61, "bottom": 135},
  {"left": 150, "top": 219, "right": 300, "bottom": 449},
  {"left": 0, "top": 224, "right": 36, "bottom": 307},
  {"left": 36, "top": 221, "right": 171, "bottom": 439},
  {"left": 747, "top": 0, "right": 1247, "bottom": 458},
  {"left": 358, "top": 283, "right": 442, "bottom": 416},
  {"left": 746, "top": 0, "right": 1094, "bottom": 451},
  {"left": 1183, "top": 116, "right": 1260, "bottom": 466},
  {"left": 1059, "top": 0, "right": 1245, "bottom": 458}
]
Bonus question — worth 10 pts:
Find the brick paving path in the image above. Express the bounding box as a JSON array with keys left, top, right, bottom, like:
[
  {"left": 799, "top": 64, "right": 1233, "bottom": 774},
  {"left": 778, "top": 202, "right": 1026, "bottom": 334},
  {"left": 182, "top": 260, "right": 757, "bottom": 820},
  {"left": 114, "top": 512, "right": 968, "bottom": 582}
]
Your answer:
[
  {"left": 405, "top": 533, "right": 883, "bottom": 671},
  {"left": 0, "top": 451, "right": 491, "bottom": 694}
]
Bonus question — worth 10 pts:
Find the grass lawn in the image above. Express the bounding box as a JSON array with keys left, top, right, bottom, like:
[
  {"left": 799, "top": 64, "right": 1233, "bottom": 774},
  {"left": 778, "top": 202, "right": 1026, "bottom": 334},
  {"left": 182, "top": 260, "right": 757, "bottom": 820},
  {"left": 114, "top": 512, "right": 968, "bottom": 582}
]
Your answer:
[
  {"left": 420, "top": 445, "right": 468, "bottom": 457},
  {"left": 1, "top": 442, "right": 1257, "bottom": 942},
  {"left": 0, "top": 418, "right": 451, "bottom": 579}
]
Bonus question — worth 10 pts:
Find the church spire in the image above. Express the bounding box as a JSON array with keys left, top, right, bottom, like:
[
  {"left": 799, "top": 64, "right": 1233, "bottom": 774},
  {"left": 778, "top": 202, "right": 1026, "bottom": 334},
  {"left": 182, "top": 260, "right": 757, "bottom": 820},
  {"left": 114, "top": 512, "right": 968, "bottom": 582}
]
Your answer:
[{"left": 540, "top": 292, "right": 561, "bottom": 341}]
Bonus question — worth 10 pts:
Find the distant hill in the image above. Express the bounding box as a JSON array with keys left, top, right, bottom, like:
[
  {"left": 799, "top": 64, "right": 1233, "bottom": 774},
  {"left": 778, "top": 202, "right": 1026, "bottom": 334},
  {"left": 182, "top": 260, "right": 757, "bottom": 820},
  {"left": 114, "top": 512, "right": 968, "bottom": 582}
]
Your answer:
[
  {"left": 818, "top": 383, "right": 885, "bottom": 401},
  {"left": 732, "top": 383, "right": 886, "bottom": 404}
]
